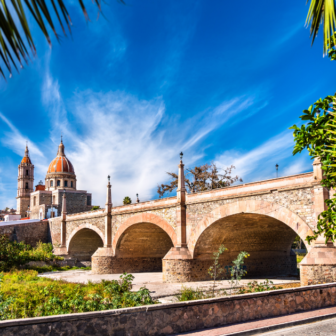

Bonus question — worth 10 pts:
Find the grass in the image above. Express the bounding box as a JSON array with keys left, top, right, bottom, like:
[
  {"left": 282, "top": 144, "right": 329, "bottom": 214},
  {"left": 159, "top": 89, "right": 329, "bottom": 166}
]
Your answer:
[{"left": 0, "top": 270, "right": 157, "bottom": 320}]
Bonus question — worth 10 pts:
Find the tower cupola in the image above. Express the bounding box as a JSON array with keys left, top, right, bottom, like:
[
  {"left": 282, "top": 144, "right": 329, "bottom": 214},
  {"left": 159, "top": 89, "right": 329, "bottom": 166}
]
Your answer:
[{"left": 16, "top": 143, "right": 34, "bottom": 217}]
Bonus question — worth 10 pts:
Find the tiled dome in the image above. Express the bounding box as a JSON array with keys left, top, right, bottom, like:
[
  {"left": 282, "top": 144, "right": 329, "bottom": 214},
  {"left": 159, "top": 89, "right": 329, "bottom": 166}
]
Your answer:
[{"left": 47, "top": 141, "right": 75, "bottom": 174}]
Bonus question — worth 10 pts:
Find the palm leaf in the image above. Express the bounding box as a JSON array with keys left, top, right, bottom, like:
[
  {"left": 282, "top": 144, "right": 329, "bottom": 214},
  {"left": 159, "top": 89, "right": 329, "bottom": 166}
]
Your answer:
[
  {"left": 306, "top": 0, "right": 336, "bottom": 54},
  {"left": 0, "top": 0, "right": 125, "bottom": 79}
]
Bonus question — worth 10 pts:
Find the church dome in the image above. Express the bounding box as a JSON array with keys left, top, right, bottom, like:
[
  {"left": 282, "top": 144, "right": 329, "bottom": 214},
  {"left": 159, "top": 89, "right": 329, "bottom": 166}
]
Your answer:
[{"left": 47, "top": 140, "right": 75, "bottom": 174}]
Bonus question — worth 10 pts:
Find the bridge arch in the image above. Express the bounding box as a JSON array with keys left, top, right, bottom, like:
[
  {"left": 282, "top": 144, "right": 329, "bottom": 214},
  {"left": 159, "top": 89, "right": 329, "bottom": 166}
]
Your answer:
[
  {"left": 67, "top": 224, "right": 104, "bottom": 260},
  {"left": 112, "top": 213, "right": 177, "bottom": 252},
  {"left": 188, "top": 199, "right": 314, "bottom": 259},
  {"left": 111, "top": 213, "right": 176, "bottom": 272}
]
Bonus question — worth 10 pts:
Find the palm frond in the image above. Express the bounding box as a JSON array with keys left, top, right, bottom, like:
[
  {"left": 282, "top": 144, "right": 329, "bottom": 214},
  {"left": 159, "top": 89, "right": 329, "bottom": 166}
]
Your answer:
[
  {"left": 306, "top": 0, "right": 336, "bottom": 54},
  {"left": 0, "top": 0, "right": 125, "bottom": 79}
]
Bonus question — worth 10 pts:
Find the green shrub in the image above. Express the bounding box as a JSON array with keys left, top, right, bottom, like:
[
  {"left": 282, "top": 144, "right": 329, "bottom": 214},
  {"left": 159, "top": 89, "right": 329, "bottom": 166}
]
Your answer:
[
  {"left": 177, "top": 286, "right": 206, "bottom": 301},
  {"left": 0, "top": 235, "right": 62, "bottom": 272},
  {"left": 0, "top": 271, "right": 157, "bottom": 320},
  {"left": 91, "top": 206, "right": 100, "bottom": 211}
]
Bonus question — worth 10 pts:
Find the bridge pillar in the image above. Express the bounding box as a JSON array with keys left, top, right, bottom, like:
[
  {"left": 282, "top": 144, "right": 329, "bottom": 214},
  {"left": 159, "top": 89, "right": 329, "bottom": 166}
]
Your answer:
[
  {"left": 53, "top": 191, "right": 68, "bottom": 255},
  {"left": 163, "top": 153, "right": 193, "bottom": 282},
  {"left": 300, "top": 158, "right": 336, "bottom": 285},
  {"left": 92, "top": 176, "right": 114, "bottom": 274}
]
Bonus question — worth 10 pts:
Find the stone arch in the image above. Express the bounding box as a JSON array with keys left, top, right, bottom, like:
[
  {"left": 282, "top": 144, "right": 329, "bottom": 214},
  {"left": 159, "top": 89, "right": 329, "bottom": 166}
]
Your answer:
[
  {"left": 67, "top": 224, "right": 105, "bottom": 261},
  {"left": 112, "top": 213, "right": 177, "bottom": 252},
  {"left": 67, "top": 224, "right": 104, "bottom": 250},
  {"left": 188, "top": 199, "right": 314, "bottom": 258},
  {"left": 110, "top": 213, "right": 176, "bottom": 273}
]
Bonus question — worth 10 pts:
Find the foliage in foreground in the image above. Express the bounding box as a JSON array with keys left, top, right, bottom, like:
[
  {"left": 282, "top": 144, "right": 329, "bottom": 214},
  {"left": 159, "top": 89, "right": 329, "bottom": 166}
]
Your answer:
[
  {"left": 0, "top": 0, "right": 126, "bottom": 78},
  {"left": 291, "top": 95, "right": 336, "bottom": 244},
  {"left": 208, "top": 244, "right": 227, "bottom": 296},
  {"left": 0, "top": 236, "right": 62, "bottom": 272},
  {"left": 290, "top": 32, "right": 336, "bottom": 244},
  {"left": 0, "top": 271, "right": 156, "bottom": 320}
]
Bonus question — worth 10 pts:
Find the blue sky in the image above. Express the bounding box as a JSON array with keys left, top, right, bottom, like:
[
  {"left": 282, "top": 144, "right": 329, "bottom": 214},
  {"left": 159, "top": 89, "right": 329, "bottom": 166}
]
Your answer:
[{"left": 0, "top": 0, "right": 335, "bottom": 208}]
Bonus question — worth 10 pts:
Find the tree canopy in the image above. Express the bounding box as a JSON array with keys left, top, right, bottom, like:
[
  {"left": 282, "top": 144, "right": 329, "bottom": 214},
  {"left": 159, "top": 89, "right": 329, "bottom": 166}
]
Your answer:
[{"left": 157, "top": 163, "right": 242, "bottom": 198}]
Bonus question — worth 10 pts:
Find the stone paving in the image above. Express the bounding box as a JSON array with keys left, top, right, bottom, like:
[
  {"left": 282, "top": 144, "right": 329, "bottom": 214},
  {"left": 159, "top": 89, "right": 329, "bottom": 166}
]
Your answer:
[{"left": 39, "top": 270, "right": 299, "bottom": 299}]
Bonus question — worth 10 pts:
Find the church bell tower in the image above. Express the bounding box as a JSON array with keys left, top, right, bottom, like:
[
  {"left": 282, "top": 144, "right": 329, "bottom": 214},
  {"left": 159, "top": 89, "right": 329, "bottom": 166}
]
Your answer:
[{"left": 16, "top": 144, "right": 34, "bottom": 217}]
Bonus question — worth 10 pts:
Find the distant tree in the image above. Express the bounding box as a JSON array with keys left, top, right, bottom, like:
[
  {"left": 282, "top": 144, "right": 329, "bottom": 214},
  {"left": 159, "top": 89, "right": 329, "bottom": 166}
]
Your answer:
[
  {"left": 91, "top": 206, "right": 101, "bottom": 211},
  {"left": 157, "top": 163, "right": 242, "bottom": 198},
  {"left": 123, "top": 196, "right": 132, "bottom": 205},
  {"left": 4, "top": 207, "right": 9, "bottom": 212}
]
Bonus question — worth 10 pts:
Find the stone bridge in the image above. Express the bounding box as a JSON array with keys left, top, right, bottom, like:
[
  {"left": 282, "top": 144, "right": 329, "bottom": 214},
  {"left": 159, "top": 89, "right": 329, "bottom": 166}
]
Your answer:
[{"left": 50, "top": 158, "right": 329, "bottom": 283}]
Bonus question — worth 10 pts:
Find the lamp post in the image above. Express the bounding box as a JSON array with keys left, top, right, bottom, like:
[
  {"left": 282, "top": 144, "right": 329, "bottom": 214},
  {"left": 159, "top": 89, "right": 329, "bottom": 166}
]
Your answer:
[
  {"left": 276, "top": 164, "right": 279, "bottom": 178},
  {"left": 136, "top": 193, "right": 140, "bottom": 203}
]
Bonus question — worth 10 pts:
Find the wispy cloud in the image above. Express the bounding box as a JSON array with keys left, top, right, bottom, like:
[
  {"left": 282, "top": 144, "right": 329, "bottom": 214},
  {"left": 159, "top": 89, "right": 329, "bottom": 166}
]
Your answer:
[
  {"left": 215, "top": 130, "right": 311, "bottom": 183},
  {"left": 40, "top": 72, "right": 261, "bottom": 206},
  {"left": 0, "top": 113, "right": 44, "bottom": 159}
]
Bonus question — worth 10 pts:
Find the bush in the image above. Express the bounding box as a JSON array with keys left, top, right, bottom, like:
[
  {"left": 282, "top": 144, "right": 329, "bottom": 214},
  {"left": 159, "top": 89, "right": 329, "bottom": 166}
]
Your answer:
[
  {"left": 0, "top": 271, "right": 157, "bottom": 320},
  {"left": 177, "top": 286, "right": 205, "bottom": 301},
  {"left": 91, "top": 206, "right": 100, "bottom": 211},
  {"left": 0, "top": 235, "right": 62, "bottom": 272}
]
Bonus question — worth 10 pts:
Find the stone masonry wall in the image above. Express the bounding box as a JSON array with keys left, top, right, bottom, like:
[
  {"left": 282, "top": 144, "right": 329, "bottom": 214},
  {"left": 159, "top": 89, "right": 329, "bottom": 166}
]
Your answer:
[
  {"left": 16, "top": 196, "right": 30, "bottom": 218},
  {"left": 301, "top": 265, "right": 336, "bottom": 286},
  {"left": 1, "top": 282, "right": 336, "bottom": 336},
  {"left": 0, "top": 221, "right": 49, "bottom": 246},
  {"left": 186, "top": 187, "right": 315, "bottom": 236},
  {"left": 60, "top": 191, "right": 92, "bottom": 215},
  {"left": 110, "top": 257, "right": 163, "bottom": 273},
  {"left": 112, "top": 206, "right": 178, "bottom": 235}
]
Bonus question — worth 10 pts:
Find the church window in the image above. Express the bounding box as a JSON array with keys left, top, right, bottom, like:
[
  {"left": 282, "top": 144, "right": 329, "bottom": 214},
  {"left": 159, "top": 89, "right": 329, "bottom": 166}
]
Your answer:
[
  {"left": 25, "top": 182, "right": 28, "bottom": 189},
  {"left": 33, "top": 196, "right": 36, "bottom": 206},
  {"left": 87, "top": 196, "right": 91, "bottom": 206},
  {"left": 50, "top": 180, "right": 53, "bottom": 187},
  {"left": 57, "top": 180, "right": 60, "bottom": 187},
  {"left": 64, "top": 180, "right": 68, "bottom": 187},
  {"left": 71, "top": 181, "right": 73, "bottom": 188},
  {"left": 26, "top": 170, "right": 28, "bottom": 176}
]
